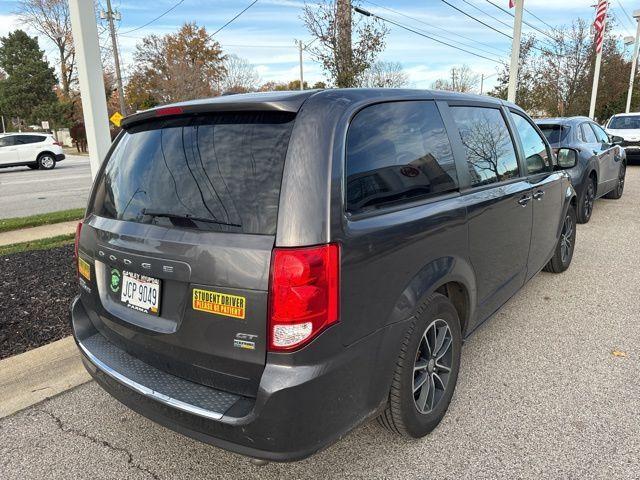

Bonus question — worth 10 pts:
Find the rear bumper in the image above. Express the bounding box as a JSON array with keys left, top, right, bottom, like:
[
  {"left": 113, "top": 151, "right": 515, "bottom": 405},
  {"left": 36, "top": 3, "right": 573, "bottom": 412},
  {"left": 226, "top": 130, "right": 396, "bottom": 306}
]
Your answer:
[
  {"left": 55, "top": 154, "right": 66, "bottom": 162},
  {"left": 71, "top": 296, "right": 408, "bottom": 461}
]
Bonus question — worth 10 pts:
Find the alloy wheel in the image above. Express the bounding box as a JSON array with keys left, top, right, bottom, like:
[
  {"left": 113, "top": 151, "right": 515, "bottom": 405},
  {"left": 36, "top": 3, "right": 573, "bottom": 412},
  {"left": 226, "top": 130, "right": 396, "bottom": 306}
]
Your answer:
[
  {"left": 560, "top": 214, "right": 574, "bottom": 264},
  {"left": 617, "top": 164, "right": 626, "bottom": 196},
  {"left": 583, "top": 182, "right": 595, "bottom": 220},
  {"left": 412, "top": 319, "right": 453, "bottom": 414},
  {"left": 40, "top": 155, "right": 55, "bottom": 169}
]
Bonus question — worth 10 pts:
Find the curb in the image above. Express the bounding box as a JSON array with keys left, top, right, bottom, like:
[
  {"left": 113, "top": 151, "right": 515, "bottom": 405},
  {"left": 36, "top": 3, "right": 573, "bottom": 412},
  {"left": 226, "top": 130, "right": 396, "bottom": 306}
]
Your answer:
[
  {"left": 0, "top": 220, "right": 78, "bottom": 247},
  {"left": 0, "top": 336, "right": 91, "bottom": 418}
]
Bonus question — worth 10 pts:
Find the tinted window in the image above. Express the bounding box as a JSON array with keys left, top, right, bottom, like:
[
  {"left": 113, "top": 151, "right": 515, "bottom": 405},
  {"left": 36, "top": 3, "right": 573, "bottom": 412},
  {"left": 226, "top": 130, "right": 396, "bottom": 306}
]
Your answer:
[
  {"left": 91, "top": 111, "right": 295, "bottom": 234},
  {"left": 609, "top": 115, "right": 640, "bottom": 129},
  {"left": 590, "top": 123, "right": 609, "bottom": 144},
  {"left": 538, "top": 124, "right": 569, "bottom": 144},
  {"left": 346, "top": 101, "right": 458, "bottom": 214},
  {"left": 450, "top": 106, "right": 519, "bottom": 186},
  {"left": 16, "top": 135, "right": 45, "bottom": 144},
  {"left": 580, "top": 123, "right": 597, "bottom": 143},
  {"left": 511, "top": 113, "right": 551, "bottom": 174},
  {"left": 0, "top": 136, "right": 15, "bottom": 147}
]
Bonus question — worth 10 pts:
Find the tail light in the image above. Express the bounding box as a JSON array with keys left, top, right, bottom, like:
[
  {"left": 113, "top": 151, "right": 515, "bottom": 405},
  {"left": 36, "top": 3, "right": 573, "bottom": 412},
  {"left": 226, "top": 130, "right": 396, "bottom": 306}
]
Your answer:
[
  {"left": 268, "top": 244, "right": 340, "bottom": 351},
  {"left": 74, "top": 221, "right": 83, "bottom": 275},
  {"left": 53, "top": 141, "right": 62, "bottom": 146}
]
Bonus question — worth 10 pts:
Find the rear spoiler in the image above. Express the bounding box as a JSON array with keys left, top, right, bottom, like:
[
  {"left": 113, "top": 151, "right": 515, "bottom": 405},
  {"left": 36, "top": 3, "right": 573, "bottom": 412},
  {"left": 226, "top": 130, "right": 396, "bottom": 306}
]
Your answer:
[{"left": 121, "top": 91, "right": 319, "bottom": 130}]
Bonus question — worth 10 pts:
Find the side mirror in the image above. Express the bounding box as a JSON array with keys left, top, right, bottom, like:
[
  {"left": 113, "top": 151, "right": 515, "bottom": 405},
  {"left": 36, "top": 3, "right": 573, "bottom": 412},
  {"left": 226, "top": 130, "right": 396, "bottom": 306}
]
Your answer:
[
  {"left": 610, "top": 135, "right": 624, "bottom": 145},
  {"left": 556, "top": 148, "right": 578, "bottom": 169}
]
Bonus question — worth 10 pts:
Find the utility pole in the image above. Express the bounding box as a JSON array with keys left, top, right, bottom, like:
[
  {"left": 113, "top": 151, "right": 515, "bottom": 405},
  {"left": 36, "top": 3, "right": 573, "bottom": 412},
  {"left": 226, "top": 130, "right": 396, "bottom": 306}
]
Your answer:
[
  {"left": 625, "top": 10, "right": 640, "bottom": 113},
  {"left": 69, "top": 0, "right": 111, "bottom": 178},
  {"left": 1, "top": 116, "right": 5, "bottom": 134},
  {"left": 507, "top": 0, "right": 524, "bottom": 103},
  {"left": 102, "top": 0, "right": 127, "bottom": 116},
  {"left": 297, "top": 40, "right": 304, "bottom": 90},
  {"left": 589, "top": 2, "right": 608, "bottom": 120},
  {"left": 480, "top": 74, "right": 484, "bottom": 95},
  {"left": 336, "top": 0, "right": 353, "bottom": 87}
]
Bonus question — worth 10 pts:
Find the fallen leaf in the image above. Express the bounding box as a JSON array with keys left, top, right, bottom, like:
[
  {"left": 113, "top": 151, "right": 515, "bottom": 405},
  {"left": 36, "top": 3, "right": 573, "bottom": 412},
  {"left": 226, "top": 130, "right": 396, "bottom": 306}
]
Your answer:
[{"left": 612, "top": 350, "right": 627, "bottom": 357}]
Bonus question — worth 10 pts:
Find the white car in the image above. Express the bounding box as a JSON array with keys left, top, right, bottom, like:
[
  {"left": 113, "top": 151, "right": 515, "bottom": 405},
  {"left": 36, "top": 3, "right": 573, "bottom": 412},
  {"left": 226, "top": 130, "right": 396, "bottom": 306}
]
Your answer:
[
  {"left": 0, "top": 133, "right": 66, "bottom": 170},
  {"left": 604, "top": 113, "right": 640, "bottom": 160}
]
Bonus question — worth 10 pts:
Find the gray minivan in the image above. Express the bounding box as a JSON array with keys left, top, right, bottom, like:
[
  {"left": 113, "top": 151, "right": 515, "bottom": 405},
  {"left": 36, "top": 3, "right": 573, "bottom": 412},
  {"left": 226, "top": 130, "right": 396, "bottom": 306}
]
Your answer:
[{"left": 72, "top": 89, "right": 577, "bottom": 462}]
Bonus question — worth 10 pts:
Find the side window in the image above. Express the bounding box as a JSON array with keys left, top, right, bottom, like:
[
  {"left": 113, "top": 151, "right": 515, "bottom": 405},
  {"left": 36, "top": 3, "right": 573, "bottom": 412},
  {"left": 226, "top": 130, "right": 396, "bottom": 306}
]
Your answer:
[
  {"left": 590, "top": 123, "right": 609, "bottom": 144},
  {"left": 0, "top": 137, "right": 15, "bottom": 147},
  {"left": 450, "top": 106, "right": 519, "bottom": 187},
  {"left": 510, "top": 112, "right": 551, "bottom": 175},
  {"left": 581, "top": 123, "right": 597, "bottom": 143},
  {"left": 346, "top": 101, "right": 458, "bottom": 214}
]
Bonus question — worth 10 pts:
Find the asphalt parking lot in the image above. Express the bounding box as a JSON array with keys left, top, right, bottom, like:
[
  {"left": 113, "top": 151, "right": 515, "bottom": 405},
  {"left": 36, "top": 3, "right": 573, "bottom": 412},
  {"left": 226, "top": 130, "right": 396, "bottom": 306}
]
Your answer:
[
  {"left": 1, "top": 167, "right": 639, "bottom": 479},
  {"left": 0, "top": 155, "right": 91, "bottom": 219}
]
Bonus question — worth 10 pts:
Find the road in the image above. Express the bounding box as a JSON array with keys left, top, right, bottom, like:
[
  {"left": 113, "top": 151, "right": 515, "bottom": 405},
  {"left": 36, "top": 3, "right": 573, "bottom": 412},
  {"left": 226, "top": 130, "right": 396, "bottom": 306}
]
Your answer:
[
  {"left": 0, "top": 155, "right": 92, "bottom": 219},
  {"left": 1, "top": 167, "right": 639, "bottom": 479}
]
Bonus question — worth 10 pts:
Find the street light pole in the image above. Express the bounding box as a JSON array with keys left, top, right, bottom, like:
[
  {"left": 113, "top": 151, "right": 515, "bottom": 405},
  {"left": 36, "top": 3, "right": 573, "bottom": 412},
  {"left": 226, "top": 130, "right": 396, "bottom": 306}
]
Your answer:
[
  {"left": 104, "top": 0, "right": 127, "bottom": 116},
  {"left": 298, "top": 40, "right": 304, "bottom": 90},
  {"left": 625, "top": 10, "right": 640, "bottom": 113},
  {"left": 68, "top": 0, "right": 111, "bottom": 178},
  {"left": 507, "top": 0, "right": 524, "bottom": 103}
]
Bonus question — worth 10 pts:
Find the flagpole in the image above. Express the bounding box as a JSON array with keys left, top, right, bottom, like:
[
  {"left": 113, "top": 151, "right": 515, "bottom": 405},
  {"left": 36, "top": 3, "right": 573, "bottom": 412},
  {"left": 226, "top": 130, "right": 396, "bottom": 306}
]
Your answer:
[
  {"left": 507, "top": 0, "right": 524, "bottom": 103},
  {"left": 589, "top": 2, "right": 608, "bottom": 120}
]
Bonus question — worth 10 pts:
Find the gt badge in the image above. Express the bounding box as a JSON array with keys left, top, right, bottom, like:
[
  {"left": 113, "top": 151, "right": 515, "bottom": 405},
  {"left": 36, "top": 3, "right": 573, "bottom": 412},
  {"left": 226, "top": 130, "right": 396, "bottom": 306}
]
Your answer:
[{"left": 192, "top": 289, "right": 246, "bottom": 319}]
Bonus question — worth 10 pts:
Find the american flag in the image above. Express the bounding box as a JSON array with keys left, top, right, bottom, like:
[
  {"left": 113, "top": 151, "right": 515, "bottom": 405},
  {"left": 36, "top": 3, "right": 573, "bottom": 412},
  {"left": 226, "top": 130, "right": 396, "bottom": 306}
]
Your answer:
[
  {"left": 593, "top": 0, "right": 609, "bottom": 54},
  {"left": 509, "top": 0, "right": 514, "bottom": 7}
]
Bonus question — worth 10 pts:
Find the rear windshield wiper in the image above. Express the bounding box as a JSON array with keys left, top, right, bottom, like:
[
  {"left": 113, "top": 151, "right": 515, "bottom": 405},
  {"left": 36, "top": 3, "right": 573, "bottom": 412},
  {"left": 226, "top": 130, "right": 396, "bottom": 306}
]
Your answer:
[{"left": 142, "top": 209, "right": 241, "bottom": 228}]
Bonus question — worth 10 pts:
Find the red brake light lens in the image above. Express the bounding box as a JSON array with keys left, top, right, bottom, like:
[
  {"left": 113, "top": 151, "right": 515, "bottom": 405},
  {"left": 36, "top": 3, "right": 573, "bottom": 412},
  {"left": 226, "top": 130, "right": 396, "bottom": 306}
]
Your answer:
[
  {"left": 268, "top": 244, "right": 340, "bottom": 351},
  {"left": 74, "top": 221, "right": 83, "bottom": 274},
  {"left": 155, "top": 106, "right": 184, "bottom": 117}
]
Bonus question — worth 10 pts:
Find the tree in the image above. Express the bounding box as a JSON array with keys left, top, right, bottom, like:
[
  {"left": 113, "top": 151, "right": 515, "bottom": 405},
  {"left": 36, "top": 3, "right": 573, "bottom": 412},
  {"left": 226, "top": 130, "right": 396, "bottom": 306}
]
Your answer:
[
  {"left": 220, "top": 55, "right": 260, "bottom": 93},
  {"left": 302, "top": 0, "right": 388, "bottom": 87},
  {"left": 126, "top": 23, "right": 226, "bottom": 108},
  {"left": 0, "top": 30, "right": 58, "bottom": 124},
  {"left": 432, "top": 65, "right": 480, "bottom": 93},
  {"left": 18, "top": 0, "right": 75, "bottom": 97},
  {"left": 359, "top": 61, "right": 408, "bottom": 88}
]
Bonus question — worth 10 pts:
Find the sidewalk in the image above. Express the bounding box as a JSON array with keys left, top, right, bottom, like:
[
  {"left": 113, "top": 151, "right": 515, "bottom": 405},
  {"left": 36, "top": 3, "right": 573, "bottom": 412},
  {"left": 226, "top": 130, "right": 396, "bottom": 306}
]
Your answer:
[{"left": 0, "top": 220, "right": 78, "bottom": 247}]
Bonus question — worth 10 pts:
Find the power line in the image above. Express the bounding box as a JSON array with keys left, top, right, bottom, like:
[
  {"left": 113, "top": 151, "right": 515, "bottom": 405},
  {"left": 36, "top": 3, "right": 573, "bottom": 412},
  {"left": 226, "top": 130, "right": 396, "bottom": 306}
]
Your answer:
[
  {"left": 209, "top": 0, "right": 259, "bottom": 38},
  {"left": 362, "top": 0, "right": 509, "bottom": 56},
  {"left": 440, "top": 0, "right": 512, "bottom": 39},
  {"left": 120, "top": 0, "right": 185, "bottom": 35},
  {"left": 483, "top": 0, "right": 556, "bottom": 42},
  {"left": 460, "top": 0, "right": 512, "bottom": 30},
  {"left": 522, "top": 7, "right": 558, "bottom": 33},
  {"left": 616, "top": 0, "right": 635, "bottom": 29},
  {"left": 353, "top": 6, "right": 503, "bottom": 63}
]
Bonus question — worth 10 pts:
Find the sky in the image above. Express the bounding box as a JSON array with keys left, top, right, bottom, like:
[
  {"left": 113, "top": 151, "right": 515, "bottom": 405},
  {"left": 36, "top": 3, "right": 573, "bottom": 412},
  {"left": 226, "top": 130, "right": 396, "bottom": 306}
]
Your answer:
[{"left": 0, "top": 0, "right": 637, "bottom": 92}]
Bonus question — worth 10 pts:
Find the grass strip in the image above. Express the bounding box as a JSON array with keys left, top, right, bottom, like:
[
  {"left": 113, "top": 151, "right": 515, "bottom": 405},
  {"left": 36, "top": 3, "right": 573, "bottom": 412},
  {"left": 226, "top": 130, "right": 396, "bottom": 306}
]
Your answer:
[
  {"left": 0, "top": 209, "right": 84, "bottom": 233},
  {"left": 0, "top": 234, "right": 75, "bottom": 256}
]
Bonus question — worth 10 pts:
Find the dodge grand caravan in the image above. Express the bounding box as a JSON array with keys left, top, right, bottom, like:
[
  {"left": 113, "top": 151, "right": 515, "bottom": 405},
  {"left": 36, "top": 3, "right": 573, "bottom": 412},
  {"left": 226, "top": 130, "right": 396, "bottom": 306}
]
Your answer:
[{"left": 71, "top": 89, "right": 578, "bottom": 462}]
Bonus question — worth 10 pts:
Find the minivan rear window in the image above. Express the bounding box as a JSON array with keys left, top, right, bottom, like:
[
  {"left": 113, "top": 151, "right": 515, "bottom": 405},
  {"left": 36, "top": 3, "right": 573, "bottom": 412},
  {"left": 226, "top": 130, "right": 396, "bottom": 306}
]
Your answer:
[{"left": 91, "top": 111, "right": 295, "bottom": 234}]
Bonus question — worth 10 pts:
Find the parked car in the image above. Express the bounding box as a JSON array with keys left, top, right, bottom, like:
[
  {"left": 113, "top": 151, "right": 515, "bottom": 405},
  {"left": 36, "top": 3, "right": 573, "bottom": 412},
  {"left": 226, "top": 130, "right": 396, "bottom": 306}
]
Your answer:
[
  {"left": 536, "top": 117, "right": 626, "bottom": 224},
  {"left": 0, "top": 133, "right": 65, "bottom": 170},
  {"left": 604, "top": 112, "right": 640, "bottom": 161},
  {"left": 71, "top": 90, "right": 578, "bottom": 462}
]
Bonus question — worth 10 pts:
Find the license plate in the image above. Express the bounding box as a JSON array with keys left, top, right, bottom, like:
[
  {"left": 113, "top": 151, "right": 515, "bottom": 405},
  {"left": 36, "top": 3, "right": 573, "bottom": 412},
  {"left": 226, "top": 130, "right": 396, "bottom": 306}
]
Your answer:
[{"left": 119, "top": 270, "right": 161, "bottom": 315}]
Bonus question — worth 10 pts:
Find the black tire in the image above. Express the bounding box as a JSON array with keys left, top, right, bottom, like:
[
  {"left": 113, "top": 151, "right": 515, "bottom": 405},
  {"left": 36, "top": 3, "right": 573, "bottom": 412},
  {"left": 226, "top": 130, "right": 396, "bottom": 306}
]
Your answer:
[
  {"left": 27, "top": 164, "right": 39, "bottom": 170},
  {"left": 378, "top": 293, "right": 462, "bottom": 438},
  {"left": 543, "top": 206, "right": 577, "bottom": 274},
  {"left": 37, "top": 153, "right": 56, "bottom": 170},
  {"left": 604, "top": 162, "right": 626, "bottom": 200},
  {"left": 577, "top": 177, "right": 596, "bottom": 224}
]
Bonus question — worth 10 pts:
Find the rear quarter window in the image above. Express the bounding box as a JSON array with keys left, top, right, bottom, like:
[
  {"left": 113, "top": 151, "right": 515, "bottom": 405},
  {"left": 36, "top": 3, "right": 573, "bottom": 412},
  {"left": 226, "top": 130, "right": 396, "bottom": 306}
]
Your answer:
[
  {"left": 345, "top": 101, "right": 458, "bottom": 214},
  {"left": 91, "top": 111, "right": 296, "bottom": 235}
]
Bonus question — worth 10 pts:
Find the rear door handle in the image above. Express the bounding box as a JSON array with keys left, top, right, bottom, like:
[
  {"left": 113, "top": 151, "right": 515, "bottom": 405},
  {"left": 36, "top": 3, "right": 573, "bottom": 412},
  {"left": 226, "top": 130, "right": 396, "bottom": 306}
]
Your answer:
[
  {"left": 533, "top": 190, "right": 545, "bottom": 200},
  {"left": 518, "top": 195, "right": 532, "bottom": 206}
]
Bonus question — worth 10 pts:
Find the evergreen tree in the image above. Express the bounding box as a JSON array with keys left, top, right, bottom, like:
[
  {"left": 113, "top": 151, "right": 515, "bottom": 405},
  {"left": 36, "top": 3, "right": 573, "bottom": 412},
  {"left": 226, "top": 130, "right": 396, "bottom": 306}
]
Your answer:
[{"left": 0, "top": 30, "right": 57, "bottom": 123}]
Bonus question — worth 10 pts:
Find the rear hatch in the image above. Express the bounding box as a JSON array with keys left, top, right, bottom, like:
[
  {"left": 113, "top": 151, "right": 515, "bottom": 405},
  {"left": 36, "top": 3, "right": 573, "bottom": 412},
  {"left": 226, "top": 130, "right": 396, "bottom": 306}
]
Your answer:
[{"left": 79, "top": 109, "right": 296, "bottom": 397}]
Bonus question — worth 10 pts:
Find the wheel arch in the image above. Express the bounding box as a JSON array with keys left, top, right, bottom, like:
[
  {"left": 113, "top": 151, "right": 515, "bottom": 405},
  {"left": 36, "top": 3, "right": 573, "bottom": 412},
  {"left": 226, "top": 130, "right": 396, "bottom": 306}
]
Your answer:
[
  {"left": 386, "top": 255, "right": 477, "bottom": 337},
  {"left": 37, "top": 150, "right": 58, "bottom": 161}
]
